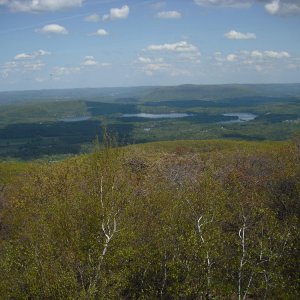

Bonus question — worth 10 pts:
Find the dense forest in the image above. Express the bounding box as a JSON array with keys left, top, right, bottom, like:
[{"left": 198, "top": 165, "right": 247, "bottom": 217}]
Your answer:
[
  {"left": 1, "top": 84, "right": 300, "bottom": 160},
  {"left": 0, "top": 138, "right": 299, "bottom": 299}
]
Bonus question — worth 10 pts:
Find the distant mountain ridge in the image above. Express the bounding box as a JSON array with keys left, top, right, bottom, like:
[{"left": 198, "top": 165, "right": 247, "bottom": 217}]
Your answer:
[{"left": 1, "top": 83, "right": 300, "bottom": 105}]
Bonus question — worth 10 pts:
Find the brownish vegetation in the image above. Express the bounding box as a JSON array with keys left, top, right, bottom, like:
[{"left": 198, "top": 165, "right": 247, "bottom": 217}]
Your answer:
[{"left": 0, "top": 140, "right": 299, "bottom": 299}]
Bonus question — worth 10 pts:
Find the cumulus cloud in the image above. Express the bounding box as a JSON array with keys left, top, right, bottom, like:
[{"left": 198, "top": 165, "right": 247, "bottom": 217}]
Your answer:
[
  {"left": 250, "top": 50, "right": 264, "bottom": 58},
  {"left": 14, "top": 53, "right": 33, "bottom": 60},
  {"left": 82, "top": 56, "right": 98, "bottom": 66},
  {"left": 146, "top": 41, "right": 199, "bottom": 53},
  {"left": 226, "top": 49, "right": 290, "bottom": 61},
  {"left": 138, "top": 56, "right": 164, "bottom": 64},
  {"left": 140, "top": 61, "right": 191, "bottom": 77},
  {"left": 136, "top": 55, "right": 169, "bottom": 75},
  {"left": 0, "top": 61, "right": 18, "bottom": 78},
  {"left": 264, "top": 50, "right": 290, "bottom": 58},
  {"left": 85, "top": 13, "right": 100, "bottom": 22},
  {"left": 241, "top": 50, "right": 290, "bottom": 59},
  {"left": 213, "top": 49, "right": 292, "bottom": 73},
  {"left": 264, "top": 0, "right": 300, "bottom": 16},
  {"left": 194, "top": 0, "right": 300, "bottom": 15},
  {"left": 53, "top": 67, "right": 81, "bottom": 76},
  {"left": 227, "top": 54, "right": 238, "bottom": 61},
  {"left": 156, "top": 11, "right": 182, "bottom": 19},
  {"left": 82, "top": 56, "right": 111, "bottom": 68},
  {"left": 91, "top": 28, "right": 109, "bottom": 36},
  {"left": 178, "top": 52, "right": 201, "bottom": 64},
  {"left": 103, "top": 5, "right": 129, "bottom": 21},
  {"left": 265, "top": 0, "right": 280, "bottom": 14},
  {"left": 138, "top": 57, "right": 153, "bottom": 63},
  {"left": 0, "top": 49, "right": 50, "bottom": 78},
  {"left": 1, "top": 51, "right": 49, "bottom": 78},
  {"left": 1, "top": 0, "right": 83, "bottom": 12},
  {"left": 143, "top": 63, "right": 171, "bottom": 75},
  {"left": 194, "top": 0, "right": 252, "bottom": 8},
  {"left": 14, "top": 49, "right": 51, "bottom": 60},
  {"left": 224, "top": 30, "right": 256, "bottom": 40},
  {"left": 138, "top": 42, "right": 199, "bottom": 76},
  {"left": 22, "top": 61, "right": 45, "bottom": 71},
  {"left": 36, "top": 24, "right": 68, "bottom": 35}
]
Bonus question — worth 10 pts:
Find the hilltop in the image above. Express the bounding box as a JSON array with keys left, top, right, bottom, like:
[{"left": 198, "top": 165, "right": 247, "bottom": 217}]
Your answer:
[{"left": 0, "top": 139, "right": 299, "bottom": 299}]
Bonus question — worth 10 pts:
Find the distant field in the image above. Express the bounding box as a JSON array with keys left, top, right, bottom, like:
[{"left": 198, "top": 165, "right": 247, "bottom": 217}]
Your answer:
[{"left": 0, "top": 84, "right": 300, "bottom": 160}]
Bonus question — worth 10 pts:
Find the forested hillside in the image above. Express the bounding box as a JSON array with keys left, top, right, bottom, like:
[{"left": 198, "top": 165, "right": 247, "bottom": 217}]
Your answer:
[
  {"left": 0, "top": 139, "right": 299, "bottom": 299},
  {"left": 1, "top": 84, "right": 300, "bottom": 160}
]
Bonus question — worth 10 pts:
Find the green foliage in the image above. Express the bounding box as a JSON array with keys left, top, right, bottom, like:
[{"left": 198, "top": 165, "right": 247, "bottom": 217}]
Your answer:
[{"left": 0, "top": 140, "right": 299, "bottom": 299}]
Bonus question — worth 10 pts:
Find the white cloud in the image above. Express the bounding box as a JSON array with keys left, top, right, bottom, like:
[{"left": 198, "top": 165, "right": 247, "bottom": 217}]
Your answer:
[
  {"left": 14, "top": 49, "right": 51, "bottom": 60},
  {"left": 22, "top": 61, "right": 45, "bottom": 71},
  {"left": 156, "top": 11, "right": 182, "bottom": 19},
  {"left": 0, "top": 49, "right": 50, "bottom": 78},
  {"left": 141, "top": 62, "right": 191, "bottom": 77},
  {"left": 178, "top": 52, "right": 201, "bottom": 63},
  {"left": 103, "top": 5, "right": 129, "bottom": 21},
  {"left": 83, "top": 60, "right": 97, "bottom": 66},
  {"left": 264, "top": 50, "right": 290, "bottom": 58},
  {"left": 53, "top": 67, "right": 81, "bottom": 76},
  {"left": 138, "top": 56, "right": 164, "bottom": 64},
  {"left": 265, "top": 0, "right": 280, "bottom": 14},
  {"left": 14, "top": 53, "right": 33, "bottom": 60},
  {"left": 36, "top": 24, "right": 68, "bottom": 35},
  {"left": 224, "top": 50, "right": 290, "bottom": 62},
  {"left": 2, "top": 0, "right": 83, "bottom": 12},
  {"left": 85, "top": 13, "right": 100, "bottom": 22},
  {"left": 99, "top": 63, "right": 111, "bottom": 67},
  {"left": 85, "top": 56, "right": 95, "bottom": 60},
  {"left": 227, "top": 54, "right": 238, "bottom": 61},
  {"left": 82, "top": 56, "right": 111, "bottom": 68},
  {"left": 1, "top": 52, "right": 48, "bottom": 78},
  {"left": 193, "top": 0, "right": 300, "bottom": 15},
  {"left": 140, "top": 41, "right": 201, "bottom": 76},
  {"left": 145, "top": 63, "right": 170, "bottom": 72},
  {"left": 265, "top": 0, "right": 300, "bottom": 15},
  {"left": 91, "top": 28, "right": 109, "bottom": 36},
  {"left": 82, "top": 56, "right": 98, "bottom": 66},
  {"left": 138, "top": 42, "right": 199, "bottom": 77},
  {"left": 138, "top": 57, "right": 152, "bottom": 63},
  {"left": 250, "top": 50, "right": 263, "bottom": 58},
  {"left": 224, "top": 30, "right": 256, "bottom": 40},
  {"left": 0, "top": 61, "right": 18, "bottom": 78},
  {"left": 212, "top": 49, "right": 293, "bottom": 74},
  {"left": 143, "top": 63, "right": 171, "bottom": 76},
  {"left": 37, "top": 49, "right": 51, "bottom": 56},
  {"left": 146, "top": 41, "right": 199, "bottom": 53},
  {"left": 194, "top": 0, "right": 252, "bottom": 8}
]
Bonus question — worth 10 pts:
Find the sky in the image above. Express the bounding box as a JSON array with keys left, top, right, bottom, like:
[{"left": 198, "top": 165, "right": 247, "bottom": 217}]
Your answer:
[{"left": 0, "top": 0, "right": 300, "bottom": 91}]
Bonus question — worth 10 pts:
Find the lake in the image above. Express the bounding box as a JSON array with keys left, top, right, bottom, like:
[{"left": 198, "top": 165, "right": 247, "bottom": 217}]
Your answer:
[
  {"left": 122, "top": 113, "right": 193, "bottom": 119},
  {"left": 221, "top": 113, "right": 257, "bottom": 124}
]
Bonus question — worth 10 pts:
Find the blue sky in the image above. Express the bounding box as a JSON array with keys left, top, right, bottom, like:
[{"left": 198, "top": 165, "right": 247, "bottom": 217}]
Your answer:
[{"left": 0, "top": 0, "right": 299, "bottom": 91}]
